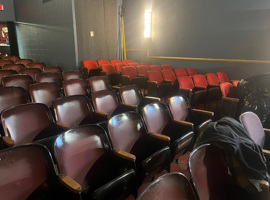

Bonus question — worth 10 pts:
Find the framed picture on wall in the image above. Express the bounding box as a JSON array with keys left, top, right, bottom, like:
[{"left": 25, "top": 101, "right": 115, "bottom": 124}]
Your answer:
[{"left": 0, "top": 22, "right": 9, "bottom": 46}]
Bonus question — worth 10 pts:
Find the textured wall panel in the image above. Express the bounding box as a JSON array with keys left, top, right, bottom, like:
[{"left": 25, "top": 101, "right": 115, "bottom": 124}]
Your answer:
[{"left": 14, "top": 0, "right": 76, "bottom": 70}]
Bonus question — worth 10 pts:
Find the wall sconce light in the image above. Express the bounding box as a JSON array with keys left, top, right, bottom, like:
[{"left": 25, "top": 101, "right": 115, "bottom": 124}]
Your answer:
[{"left": 144, "top": 9, "right": 152, "bottom": 38}]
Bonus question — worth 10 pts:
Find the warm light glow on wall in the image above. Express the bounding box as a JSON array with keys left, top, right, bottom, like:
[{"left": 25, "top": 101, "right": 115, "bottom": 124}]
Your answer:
[{"left": 144, "top": 9, "right": 152, "bottom": 38}]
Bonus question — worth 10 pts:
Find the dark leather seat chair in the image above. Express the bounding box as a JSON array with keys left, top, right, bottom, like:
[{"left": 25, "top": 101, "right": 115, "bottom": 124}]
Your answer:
[
  {"left": 2, "top": 74, "right": 33, "bottom": 91},
  {"left": 15, "top": 58, "right": 33, "bottom": 66},
  {"left": 43, "top": 66, "right": 63, "bottom": 76},
  {"left": 27, "top": 62, "right": 46, "bottom": 71},
  {"left": 107, "top": 111, "right": 171, "bottom": 185},
  {"left": 2, "top": 63, "right": 25, "bottom": 72},
  {"left": 89, "top": 76, "right": 119, "bottom": 92},
  {"left": 138, "top": 172, "right": 197, "bottom": 200},
  {"left": 53, "top": 124, "right": 137, "bottom": 200},
  {"left": 63, "top": 78, "right": 91, "bottom": 97},
  {"left": 19, "top": 67, "right": 43, "bottom": 81},
  {"left": 0, "top": 69, "right": 17, "bottom": 86},
  {"left": 29, "top": 82, "right": 63, "bottom": 107},
  {"left": 35, "top": 72, "right": 62, "bottom": 86},
  {"left": 62, "top": 70, "right": 84, "bottom": 81}
]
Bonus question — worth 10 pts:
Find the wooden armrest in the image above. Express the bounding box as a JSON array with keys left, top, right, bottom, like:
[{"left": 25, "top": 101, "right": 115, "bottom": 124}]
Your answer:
[
  {"left": 175, "top": 120, "right": 194, "bottom": 128},
  {"left": 263, "top": 149, "right": 270, "bottom": 156},
  {"left": 122, "top": 75, "right": 130, "bottom": 78},
  {"left": 138, "top": 74, "right": 145, "bottom": 77},
  {"left": 195, "top": 86, "right": 206, "bottom": 90},
  {"left": 179, "top": 88, "right": 192, "bottom": 92},
  {"left": 192, "top": 109, "right": 214, "bottom": 116},
  {"left": 264, "top": 128, "right": 270, "bottom": 134},
  {"left": 149, "top": 132, "right": 170, "bottom": 142},
  {"left": 124, "top": 104, "right": 137, "bottom": 108},
  {"left": 222, "top": 97, "right": 239, "bottom": 102},
  {"left": 59, "top": 176, "right": 82, "bottom": 193},
  {"left": 56, "top": 122, "right": 70, "bottom": 129},
  {"left": 144, "top": 96, "right": 160, "bottom": 101},
  {"left": 115, "top": 150, "right": 136, "bottom": 162},
  {"left": 148, "top": 81, "right": 158, "bottom": 84},
  {"left": 209, "top": 84, "right": 220, "bottom": 87},
  {"left": 259, "top": 180, "right": 269, "bottom": 189},
  {"left": 112, "top": 86, "right": 120, "bottom": 90},
  {"left": 164, "top": 80, "right": 172, "bottom": 82},
  {"left": 96, "top": 111, "right": 108, "bottom": 116},
  {"left": 2, "top": 136, "right": 15, "bottom": 147}
]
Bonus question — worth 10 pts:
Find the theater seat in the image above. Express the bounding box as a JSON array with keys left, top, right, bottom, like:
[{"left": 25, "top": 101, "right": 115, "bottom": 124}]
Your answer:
[
  {"left": 43, "top": 66, "right": 63, "bottom": 76},
  {"left": 0, "top": 69, "right": 17, "bottom": 86},
  {"left": 62, "top": 70, "right": 84, "bottom": 81},
  {"left": 186, "top": 68, "right": 198, "bottom": 76},
  {"left": 174, "top": 68, "right": 188, "bottom": 77},
  {"left": 161, "top": 64, "right": 173, "bottom": 70},
  {"left": 63, "top": 79, "right": 91, "bottom": 97},
  {"left": 19, "top": 67, "right": 43, "bottom": 81},
  {"left": 88, "top": 76, "right": 115, "bottom": 92},
  {"left": 2, "top": 74, "right": 33, "bottom": 91},
  {"left": 0, "top": 60, "right": 14, "bottom": 67},
  {"left": 217, "top": 72, "right": 239, "bottom": 87},
  {"left": 110, "top": 60, "right": 122, "bottom": 65},
  {"left": 35, "top": 72, "right": 62, "bottom": 86},
  {"left": 27, "top": 62, "right": 46, "bottom": 71},
  {"left": 2, "top": 63, "right": 25, "bottom": 72},
  {"left": 83, "top": 60, "right": 101, "bottom": 77},
  {"left": 15, "top": 58, "right": 33, "bottom": 66},
  {"left": 54, "top": 125, "right": 138, "bottom": 200}
]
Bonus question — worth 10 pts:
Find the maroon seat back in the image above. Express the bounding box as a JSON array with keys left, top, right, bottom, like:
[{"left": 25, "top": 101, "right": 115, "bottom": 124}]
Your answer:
[
  {"left": 138, "top": 172, "right": 197, "bottom": 200},
  {"left": 188, "top": 144, "right": 228, "bottom": 200},
  {"left": 101, "top": 64, "right": 117, "bottom": 75},
  {"left": 0, "top": 144, "right": 58, "bottom": 200},
  {"left": 174, "top": 68, "right": 188, "bottom": 77},
  {"left": 0, "top": 60, "right": 14, "bottom": 67},
  {"left": 54, "top": 125, "right": 111, "bottom": 187},
  {"left": 52, "top": 95, "right": 94, "bottom": 127},
  {"left": 91, "top": 90, "right": 121, "bottom": 115},
  {"left": 27, "top": 62, "right": 46, "bottom": 71},
  {"left": 35, "top": 72, "right": 62, "bottom": 86},
  {"left": 43, "top": 66, "right": 63, "bottom": 76},
  {"left": 128, "top": 62, "right": 139, "bottom": 68},
  {"left": 1, "top": 103, "right": 55, "bottom": 145},
  {"left": 0, "top": 86, "right": 29, "bottom": 114},
  {"left": 15, "top": 59, "right": 33, "bottom": 66},
  {"left": 2, "top": 64, "right": 25, "bottom": 72},
  {"left": 137, "top": 65, "right": 150, "bottom": 78},
  {"left": 141, "top": 102, "right": 170, "bottom": 134},
  {"left": 168, "top": 96, "right": 190, "bottom": 121},
  {"left": 161, "top": 65, "right": 173, "bottom": 70},
  {"left": 62, "top": 70, "right": 84, "bottom": 81},
  {"left": 29, "top": 82, "right": 62, "bottom": 107},
  {"left": 0, "top": 69, "right": 17, "bottom": 86},
  {"left": 2, "top": 74, "right": 33, "bottom": 91},
  {"left": 122, "top": 59, "right": 133, "bottom": 64},
  {"left": 63, "top": 79, "right": 90, "bottom": 96},
  {"left": 4, "top": 56, "right": 20, "bottom": 62},
  {"left": 19, "top": 67, "right": 42, "bottom": 80},
  {"left": 108, "top": 112, "right": 145, "bottom": 152},
  {"left": 98, "top": 60, "right": 110, "bottom": 67},
  {"left": 206, "top": 73, "right": 219, "bottom": 85},
  {"left": 239, "top": 112, "right": 265, "bottom": 148},
  {"left": 187, "top": 68, "right": 198, "bottom": 76},
  {"left": 119, "top": 84, "right": 143, "bottom": 106},
  {"left": 88, "top": 76, "right": 112, "bottom": 92},
  {"left": 150, "top": 65, "right": 161, "bottom": 71}
]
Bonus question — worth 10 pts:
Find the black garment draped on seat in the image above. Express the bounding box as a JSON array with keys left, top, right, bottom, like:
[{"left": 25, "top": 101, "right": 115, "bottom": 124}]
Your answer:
[{"left": 195, "top": 117, "right": 269, "bottom": 182}]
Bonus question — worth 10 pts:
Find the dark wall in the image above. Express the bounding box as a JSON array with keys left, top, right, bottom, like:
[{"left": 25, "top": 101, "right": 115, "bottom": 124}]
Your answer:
[
  {"left": 123, "top": 0, "right": 270, "bottom": 79},
  {"left": 13, "top": 0, "right": 76, "bottom": 70},
  {"left": 75, "top": 0, "right": 117, "bottom": 67},
  {"left": 0, "top": 0, "right": 15, "bottom": 21}
]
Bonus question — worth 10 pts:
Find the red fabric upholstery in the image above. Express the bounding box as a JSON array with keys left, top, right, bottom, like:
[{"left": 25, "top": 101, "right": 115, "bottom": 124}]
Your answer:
[
  {"left": 83, "top": 60, "right": 98, "bottom": 73},
  {"left": 137, "top": 65, "right": 150, "bottom": 78},
  {"left": 150, "top": 65, "right": 161, "bottom": 71},
  {"left": 187, "top": 68, "right": 198, "bottom": 76},
  {"left": 115, "top": 63, "right": 127, "bottom": 72},
  {"left": 193, "top": 74, "right": 208, "bottom": 87},
  {"left": 101, "top": 64, "right": 117, "bottom": 75},
  {"left": 122, "top": 59, "right": 133, "bottom": 64},
  {"left": 128, "top": 63, "right": 139, "bottom": 68},
  {"left": 217, "top": 72, "right": 230, "bottom": 83},
  {"left": 98, "top": 60, "right": 110, "bottom": 67},
  {"left": 148, "top": 71, "right": 164, "bottom": 87},
  {"left": 110, "top": 60, "right": 122, "bottom": 65},
  {"left": 174, "top": 69, "right": 188, "bottom": 77},
  {"left": 122, "top": 66, "right": 138, "bottom": 81},
  {"left": 140, "top": 62, "right": 150, "bottom": 67},
  {"left": 161, "top": 70, "right": 176, "bottom": 86},
  {"left": 220, "top": 82, "right": 236, "bottom": 97},
  {"left": 232, "top": 80, "right": 239, "bottom": 87},
  {"left": 178, "top": 76, "right": 195, "bottom": 90},
  {"left": 206, "top": 73, "right": 219, "bottom": 85},
  {"left": 161, "top": 65, "right": 173, "bottom": 70}
]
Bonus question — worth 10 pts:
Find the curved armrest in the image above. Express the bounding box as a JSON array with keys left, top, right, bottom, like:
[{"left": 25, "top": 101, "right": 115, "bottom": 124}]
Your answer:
[
  {"left": 123, "top": 104, "right": 137, "bottom": 108},
  {"left": 263, "top": 149, "right": 270, "bottom": 156},
  {"left": 179, "top": 88, "right": 192, "bottom": 92},
  {"left": 264, "top": 128, "right": 270, "bottom": 134},
  {"left": 138, "top": 74, "right": 146, "bottom": 78},
  {"left": 144, "top": 96, "right": 160, "bottom": 101},
  {"left": 259, "top": 180, "right": 269, "bottom": 189},
  {"left": 56, "top": 122, "right": 70, "bottom": 129},
  {"left": 149, "top": 132, "right": 170, "bottom": 142},
  {"left": 122, "top": 75, "right": 130, "bottom": 78},
  {"left": 96, "top": 111, "right": 108, "bottom": 117},
  {"left": 112, "top": 86, "right": 120, "bottom": 90},
  {"left": 115, "top": 150, "right": 136, "bottom": 162},
  {"left": 148, "top": 80, "right": 158, "bottom": 85},
  {"left": 222, "top": 97, "right": 239, "bottom": 102},
  {"left": 2, "top": 136, "right": 15, "bottom": 147},
  {"left": 59, "top": 176, "right": 82, "bottom": 193},
  {"left": 175, "top": 120, "right": 194, "bottom": 128},
  {"left": 192, "top": 109, "right": 214, "bottom": 116}
]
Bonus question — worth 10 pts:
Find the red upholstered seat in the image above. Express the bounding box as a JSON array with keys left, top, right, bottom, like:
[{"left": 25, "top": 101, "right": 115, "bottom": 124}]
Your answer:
[
  {"left": 206, "top": 73, "right": 220, "bottom": 85},
  {"left": 150, "top": 65, "right": 162, "bottom": 71},
  {"left": 161, "top": 64, "right": 173, "bottom": 70},
  {"left": 98, "top": 60, "right": 110, "bottom": 67},
  {"left": 110, "top": 60, "right": 122, "bottom": 65},
  {"left": 178, "top": 76, "right": 195, "bottom": 90},
  {"left": 122, "top": 59, "right": 133, "bottom": 64},
  {"left": 174, "top": 68, "right": 188, "bottom": 77},
  {"left": 161, "top": 69, "right": 177, "bottom": 86},
  {"left": 82, "top": 60, "right": 101, "bottom": 77},
  {"left": 187, "top": 68, "right": 198, "bottom": 76},
  {"left": 128, "top": 62, "right": 139, "bottom": 68},
  {"left": 115, "top": 63, "right": 127, "bottom": 72},
  {"left": 220, "top": 82, "right": 236, "bottom": 97},
  {"left": 100, "top": 64, "right": 121, "bottom": 85},
  {"left": 140, "top": 62, "right": 150, "bottom": 67},
  {"left": 136, "top": 65, "right": 150, "bottom": 78}
]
